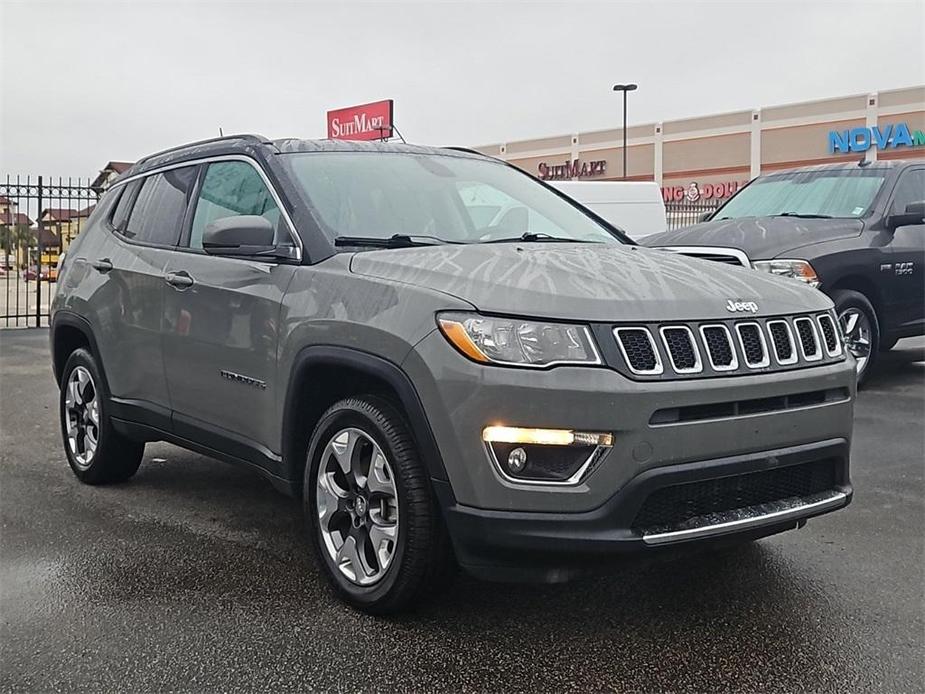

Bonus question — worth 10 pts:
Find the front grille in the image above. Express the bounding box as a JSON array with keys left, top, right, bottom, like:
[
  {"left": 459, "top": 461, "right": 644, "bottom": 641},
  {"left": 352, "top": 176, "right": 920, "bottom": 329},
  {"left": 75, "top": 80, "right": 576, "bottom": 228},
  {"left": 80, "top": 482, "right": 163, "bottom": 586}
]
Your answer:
[
  {"left": 767, "top": 320, "right": 797, "bottom": 364},
  {"left": 736, "top": 323, "right": 768, "bottom": 367},
  {"left": 659, "top": 246, "right": 750, "bottom": 267},
  {"left": 817, "top": 314, "right": 840, "bottom": 355},
  {"left": 631, "top": 459, "right": 838, "bottom": 532},
  {"left": 608, "top": 312, "right": 844, "bottom": 380},
  {"left": 615, "top": 328, "right": 661, "bottom": 374},
  {"left": 661, "top": 327, "right": 700, "bottom": 372},
  {"left": 794, "top": 317, "right": 821, "bottom": 360},
  {"left": 649, "top": 387, "right": 850, "bottom": 425},
  {"left": 700, "top": 325, "right": 736, "bottom": 370}
]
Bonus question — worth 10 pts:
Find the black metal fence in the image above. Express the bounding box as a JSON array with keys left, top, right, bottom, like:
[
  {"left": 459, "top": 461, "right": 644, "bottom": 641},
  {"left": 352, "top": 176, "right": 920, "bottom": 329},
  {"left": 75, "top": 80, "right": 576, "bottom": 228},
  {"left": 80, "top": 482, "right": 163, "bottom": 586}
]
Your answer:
[
  {"left": 1, "top": 176, "right": 99, "bottom": 327},
  {"left": 664, "top": 199, "right": 726, "bottom": 231}
]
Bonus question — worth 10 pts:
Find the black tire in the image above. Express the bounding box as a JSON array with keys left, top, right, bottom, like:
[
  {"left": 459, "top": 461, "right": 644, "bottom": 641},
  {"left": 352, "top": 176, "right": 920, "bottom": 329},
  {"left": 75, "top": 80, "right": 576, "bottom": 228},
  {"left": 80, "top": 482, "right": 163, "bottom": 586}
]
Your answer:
[
  {"left": 304, "top": 395, "right": 454, "bottom": 614},
  {"left": 59, "top": 348, "right": 144, "bottom": 484},
  {"left": 830, "top": 288, "right": 879, "bottom": 385},
  {"left": 879, "top": 336, "right": 899, "bottom": 352}
]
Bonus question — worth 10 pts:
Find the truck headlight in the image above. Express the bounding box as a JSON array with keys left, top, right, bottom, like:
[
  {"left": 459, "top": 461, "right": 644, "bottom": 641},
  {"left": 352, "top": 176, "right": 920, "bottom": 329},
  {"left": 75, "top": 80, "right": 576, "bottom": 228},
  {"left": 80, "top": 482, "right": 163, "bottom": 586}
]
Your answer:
[
  {"left": 752, "top": 259, "right": 820, "bottom": 288},
  {"left": 437, "top": 312, "right": 601, "bottom": 367}
]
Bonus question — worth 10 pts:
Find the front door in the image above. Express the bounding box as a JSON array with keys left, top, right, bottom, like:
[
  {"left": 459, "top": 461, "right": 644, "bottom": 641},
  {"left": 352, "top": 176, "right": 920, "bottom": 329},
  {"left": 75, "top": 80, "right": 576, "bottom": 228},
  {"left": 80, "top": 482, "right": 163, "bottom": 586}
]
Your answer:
[
  {"left": 161, "top": 159, "right": 298, "bottom": 466},
  {"left": 884, "top": 167, "right": 925, "bottom": 334}
]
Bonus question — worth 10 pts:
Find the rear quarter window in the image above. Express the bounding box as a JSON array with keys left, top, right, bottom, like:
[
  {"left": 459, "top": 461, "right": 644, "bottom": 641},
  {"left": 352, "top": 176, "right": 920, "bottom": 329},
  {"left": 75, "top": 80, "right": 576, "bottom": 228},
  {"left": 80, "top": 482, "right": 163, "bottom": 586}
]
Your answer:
[{"left": 122, "top": 166, "right": 198, "bottom": 246}]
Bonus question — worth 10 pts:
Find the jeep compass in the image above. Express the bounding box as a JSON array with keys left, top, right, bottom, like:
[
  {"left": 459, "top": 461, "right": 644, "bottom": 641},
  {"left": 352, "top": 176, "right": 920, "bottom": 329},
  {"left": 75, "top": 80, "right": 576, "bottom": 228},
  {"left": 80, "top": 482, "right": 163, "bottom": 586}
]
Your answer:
[{"left": 51, "top": 135, "right": 855, "bottom": 613}]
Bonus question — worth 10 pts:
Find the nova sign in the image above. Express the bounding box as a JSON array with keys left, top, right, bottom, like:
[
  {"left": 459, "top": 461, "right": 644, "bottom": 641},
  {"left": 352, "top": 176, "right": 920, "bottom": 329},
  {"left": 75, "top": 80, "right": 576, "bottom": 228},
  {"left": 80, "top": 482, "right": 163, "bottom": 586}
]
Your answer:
[
  {"left": 828, "top": 122, "right": 925, "bottom": 154},
  {"left": 538, "top": 159, "right": 607, "bottom": 181},
  {"left": 327, "top": 99, "right": 394, "bottom": 141}
]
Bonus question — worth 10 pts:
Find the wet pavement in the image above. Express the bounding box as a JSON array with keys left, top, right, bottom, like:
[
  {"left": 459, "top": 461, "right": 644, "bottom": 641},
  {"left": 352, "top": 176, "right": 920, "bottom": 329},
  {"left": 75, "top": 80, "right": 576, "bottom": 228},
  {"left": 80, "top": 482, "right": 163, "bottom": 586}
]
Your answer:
[{"left": 1, "top": 328, "right": 923, "bottom": 693}]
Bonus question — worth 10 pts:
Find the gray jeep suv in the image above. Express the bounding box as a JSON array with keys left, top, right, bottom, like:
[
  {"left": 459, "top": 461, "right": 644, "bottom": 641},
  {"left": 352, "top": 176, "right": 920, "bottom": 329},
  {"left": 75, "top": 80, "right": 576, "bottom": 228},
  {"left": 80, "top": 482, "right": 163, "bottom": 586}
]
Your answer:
[{"left": 51, "top": 136, "right": 855, "bottom": 613}]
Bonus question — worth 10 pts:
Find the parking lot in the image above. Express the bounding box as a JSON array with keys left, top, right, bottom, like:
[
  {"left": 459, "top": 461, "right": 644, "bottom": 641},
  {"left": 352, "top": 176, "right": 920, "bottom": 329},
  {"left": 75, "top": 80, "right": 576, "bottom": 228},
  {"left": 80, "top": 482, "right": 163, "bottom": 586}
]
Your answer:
[{"left": 1, "top": 328, "right": 922, "bottom": 692}]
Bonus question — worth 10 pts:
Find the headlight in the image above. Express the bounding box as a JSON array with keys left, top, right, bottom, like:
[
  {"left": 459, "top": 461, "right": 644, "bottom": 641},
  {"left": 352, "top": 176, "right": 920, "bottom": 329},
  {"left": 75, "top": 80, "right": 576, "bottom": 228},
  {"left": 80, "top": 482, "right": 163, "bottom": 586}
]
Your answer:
[
  {"left": 752, "top": 259, "right": 820, "bottom": 288},
  {"left": 437, "top": 312, "right": 601, "bottom": 367}
]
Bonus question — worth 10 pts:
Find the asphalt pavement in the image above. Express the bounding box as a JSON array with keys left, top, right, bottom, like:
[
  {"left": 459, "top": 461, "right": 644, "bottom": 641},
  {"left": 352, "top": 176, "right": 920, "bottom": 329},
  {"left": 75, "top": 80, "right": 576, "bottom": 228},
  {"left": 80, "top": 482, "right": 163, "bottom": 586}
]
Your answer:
[{"left": 1, "top": 329, "right": 923, "bottom": 693}]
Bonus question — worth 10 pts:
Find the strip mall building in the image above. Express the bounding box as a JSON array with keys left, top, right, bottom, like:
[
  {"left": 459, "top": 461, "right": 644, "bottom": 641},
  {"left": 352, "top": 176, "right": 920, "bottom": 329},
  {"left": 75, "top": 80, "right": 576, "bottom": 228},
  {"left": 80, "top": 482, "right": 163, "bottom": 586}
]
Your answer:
[{"left": 474, "top": 85, "right": 925, "bottom": 203}]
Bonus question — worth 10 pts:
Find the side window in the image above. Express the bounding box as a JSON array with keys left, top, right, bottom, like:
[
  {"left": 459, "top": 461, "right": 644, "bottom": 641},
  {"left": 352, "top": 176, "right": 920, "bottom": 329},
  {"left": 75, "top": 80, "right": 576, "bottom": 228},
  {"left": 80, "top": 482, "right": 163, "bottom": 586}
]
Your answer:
[
  {"left": 109, "top": 180, "right": 141, "bottom": 232},
  {"left": 189, "top": 161, "right": 283, "bottom": 249},
  {"left": 123, "top": 166, "right": 197, "bottom": 246},
  {"left": 891, "top": 169, "right": 925, "bottom": 215}
]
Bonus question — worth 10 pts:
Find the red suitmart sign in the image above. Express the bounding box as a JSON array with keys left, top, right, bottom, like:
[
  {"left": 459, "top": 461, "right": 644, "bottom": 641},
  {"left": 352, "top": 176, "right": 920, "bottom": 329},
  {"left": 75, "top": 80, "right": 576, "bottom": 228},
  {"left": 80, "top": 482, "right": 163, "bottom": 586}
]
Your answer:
[{"left": 327, "top": 99, "right": 394, "bottom": 141}]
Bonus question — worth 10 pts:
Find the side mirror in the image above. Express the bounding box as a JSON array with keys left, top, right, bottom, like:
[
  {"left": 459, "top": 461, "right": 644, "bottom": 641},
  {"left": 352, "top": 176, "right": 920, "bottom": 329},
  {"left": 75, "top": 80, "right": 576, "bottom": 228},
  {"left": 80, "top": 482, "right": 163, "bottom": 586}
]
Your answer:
[
  {"left": 699, "top": 211, "right": 713, "bottom": 222},
  {"left": 202, "top": 215, "right": 275, "bottom": 256},
  {"left": 887, "top": 201, "right": 925, "bottom": 230}
]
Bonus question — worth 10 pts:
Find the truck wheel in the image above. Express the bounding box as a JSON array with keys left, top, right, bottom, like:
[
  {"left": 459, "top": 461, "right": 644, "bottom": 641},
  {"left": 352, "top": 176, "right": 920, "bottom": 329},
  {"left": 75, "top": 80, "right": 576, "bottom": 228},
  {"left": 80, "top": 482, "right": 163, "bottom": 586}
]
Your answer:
[
  {"left": 831, "top": 289, "right": 879, "bottom": 385},
  {"left": 59, "top": 348, "right": 145, "bottom": 484},
  {"left": 879, "top": 337, "right": 899, "bottom": 352},
  {"left": 305, "top": 395, "right": 453, "bottom": 614}
]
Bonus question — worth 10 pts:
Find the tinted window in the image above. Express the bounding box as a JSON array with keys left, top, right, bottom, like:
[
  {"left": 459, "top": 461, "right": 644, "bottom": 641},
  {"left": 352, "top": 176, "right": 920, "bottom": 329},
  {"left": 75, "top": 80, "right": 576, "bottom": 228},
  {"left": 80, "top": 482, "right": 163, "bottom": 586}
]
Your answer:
[
  {"left": 123, "top": 166, "right": 197, "bottom": 246},
  {"left": 189, "top": 161, "right": 283, "bottom": 249},
  {"left": 110, "top": 180, "right": 140, "bottom": 231},
  {"left": 891, "top": 169, "right": 925, "bottom": 214}
]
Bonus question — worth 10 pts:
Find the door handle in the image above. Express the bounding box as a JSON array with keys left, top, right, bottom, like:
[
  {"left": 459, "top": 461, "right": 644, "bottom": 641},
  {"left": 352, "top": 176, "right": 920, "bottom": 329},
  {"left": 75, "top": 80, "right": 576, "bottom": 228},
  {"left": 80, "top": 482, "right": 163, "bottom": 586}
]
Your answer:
[
  {"left": 91, "top": 258, "right": 113, "bottom": 273},
  {"left": 165, "top": 270, "right": 194, "bottom": 289}
]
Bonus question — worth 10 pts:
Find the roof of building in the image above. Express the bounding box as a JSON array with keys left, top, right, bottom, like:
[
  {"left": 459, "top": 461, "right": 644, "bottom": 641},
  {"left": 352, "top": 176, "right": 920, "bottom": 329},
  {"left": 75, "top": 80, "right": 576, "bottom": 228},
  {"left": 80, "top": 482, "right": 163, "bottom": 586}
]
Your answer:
[
  {"left": 41, "top": 208, "right": 79, "bottom": 222},
  {"left": 90, "top": 161, "right": 136, "bottom": 190},
  {"left": 0, "top": 210, "right": 32, "bottom": 226}
]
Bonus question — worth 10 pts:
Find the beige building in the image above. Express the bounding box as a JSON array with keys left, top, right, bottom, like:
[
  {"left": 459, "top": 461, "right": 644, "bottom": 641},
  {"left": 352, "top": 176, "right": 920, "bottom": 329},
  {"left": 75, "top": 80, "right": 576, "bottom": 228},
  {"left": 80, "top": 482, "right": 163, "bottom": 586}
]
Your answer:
[{"left": 474, "top": 86, "right": 925, "bottom": 203}]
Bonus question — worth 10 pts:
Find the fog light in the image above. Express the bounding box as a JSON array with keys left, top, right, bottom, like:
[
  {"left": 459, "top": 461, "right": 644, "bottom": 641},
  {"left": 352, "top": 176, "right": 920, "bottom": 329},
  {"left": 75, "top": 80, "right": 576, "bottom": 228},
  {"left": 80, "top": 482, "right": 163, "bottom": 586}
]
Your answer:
[
  {"left": 482, "top": 425, "right": 614, "bottom": 484},
  {"left": 482, "top": 426, "right": 613, "bottom": 447},
  {"left": 507, "top": 447, "right": 527, "bottom": 473}
]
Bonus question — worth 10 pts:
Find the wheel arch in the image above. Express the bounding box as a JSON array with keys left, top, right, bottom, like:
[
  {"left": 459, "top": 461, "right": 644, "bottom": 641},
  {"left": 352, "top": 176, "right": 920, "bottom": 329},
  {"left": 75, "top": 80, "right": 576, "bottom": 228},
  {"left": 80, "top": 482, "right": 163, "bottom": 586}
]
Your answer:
[
  {"left": 51, "top": 312, "right": 106, "bottom": 389},
  {"left": 281, "top": 346, "right": 451, "bottom": 496},
  {"left": 826, "top": 274, "right": 884, "bottom": 319}
]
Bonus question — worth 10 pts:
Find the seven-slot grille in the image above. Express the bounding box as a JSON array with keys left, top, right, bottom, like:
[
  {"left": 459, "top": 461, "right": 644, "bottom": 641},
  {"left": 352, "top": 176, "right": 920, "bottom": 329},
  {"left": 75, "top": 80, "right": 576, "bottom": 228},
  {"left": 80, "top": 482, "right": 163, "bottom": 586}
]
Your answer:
[{"left": 612, "top": 313, "right": 843, "bottom": 379}]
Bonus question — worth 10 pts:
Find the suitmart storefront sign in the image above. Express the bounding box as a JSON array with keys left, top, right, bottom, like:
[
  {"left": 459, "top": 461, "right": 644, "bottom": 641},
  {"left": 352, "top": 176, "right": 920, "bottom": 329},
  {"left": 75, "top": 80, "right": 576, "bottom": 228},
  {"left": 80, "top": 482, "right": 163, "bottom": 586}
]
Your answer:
[{"left": 828, "top": 122, "right": 925, "bottom": 154}]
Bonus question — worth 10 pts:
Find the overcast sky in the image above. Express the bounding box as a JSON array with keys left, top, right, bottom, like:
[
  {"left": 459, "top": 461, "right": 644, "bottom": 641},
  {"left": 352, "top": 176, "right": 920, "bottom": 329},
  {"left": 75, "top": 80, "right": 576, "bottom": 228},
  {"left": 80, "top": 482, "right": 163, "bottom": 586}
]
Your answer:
[{"left": 2, "top": 0, "right": 923, "bottom": 177}]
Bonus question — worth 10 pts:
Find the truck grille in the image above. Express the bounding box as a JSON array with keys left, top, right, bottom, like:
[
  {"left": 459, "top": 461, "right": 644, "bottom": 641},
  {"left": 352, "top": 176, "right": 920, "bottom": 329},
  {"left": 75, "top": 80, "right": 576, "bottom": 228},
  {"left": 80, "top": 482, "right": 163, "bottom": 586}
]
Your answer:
[
  {"left": 610, "top": 313, "right": 843, "bottom": 380},
  {"left": 631, "top": 458, "right": 838, "bottom": 532}
]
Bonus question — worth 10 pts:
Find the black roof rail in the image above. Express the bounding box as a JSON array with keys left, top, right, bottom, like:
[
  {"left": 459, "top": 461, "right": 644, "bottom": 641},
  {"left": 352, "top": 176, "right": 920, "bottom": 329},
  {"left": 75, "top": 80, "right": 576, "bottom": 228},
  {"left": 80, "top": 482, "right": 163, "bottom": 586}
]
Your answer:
[
  {"left": 133, "top": 133, "right": 273, "bottom": 168},
  {"left": 442, "top": 146, "right": 491, "bottom": 157}
]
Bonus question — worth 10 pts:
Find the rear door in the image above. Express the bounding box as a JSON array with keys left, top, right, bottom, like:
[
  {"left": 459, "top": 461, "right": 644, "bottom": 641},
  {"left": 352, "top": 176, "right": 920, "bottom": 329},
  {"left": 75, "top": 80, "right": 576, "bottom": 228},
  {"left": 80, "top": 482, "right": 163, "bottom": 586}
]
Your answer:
[
  {"left": 884, "top": 167, "right": 925, "bottom": 333},
  {"left": 94, "top": 166, "right": 197, "bottom": 419},
  {"left": 161, "top": 159, "right": 298, "bottom": 463}
]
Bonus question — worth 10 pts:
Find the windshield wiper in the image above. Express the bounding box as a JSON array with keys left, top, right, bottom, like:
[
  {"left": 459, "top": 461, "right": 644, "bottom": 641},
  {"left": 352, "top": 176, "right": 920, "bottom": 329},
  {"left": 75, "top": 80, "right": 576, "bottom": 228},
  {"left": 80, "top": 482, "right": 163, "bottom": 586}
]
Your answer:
[
  {"left": 774, "top": 212, "right": 834, "bottom": 219},
  {"left": 483, "top": 232, "right": 598, "bottom": 244},
  {"left": 334, "top": 234, "right": 457, "bottom": 248}
]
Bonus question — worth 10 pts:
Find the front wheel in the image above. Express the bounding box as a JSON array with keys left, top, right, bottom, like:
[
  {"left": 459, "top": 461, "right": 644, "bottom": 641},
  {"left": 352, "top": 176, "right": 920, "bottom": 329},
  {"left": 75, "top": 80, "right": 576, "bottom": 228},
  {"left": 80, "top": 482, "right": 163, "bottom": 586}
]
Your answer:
[
  {"left": 304, "top": 396, "right": 453, "bottom": 614},
  {"left": 831, "top": 289, "right": 879, "bottom": 385}
]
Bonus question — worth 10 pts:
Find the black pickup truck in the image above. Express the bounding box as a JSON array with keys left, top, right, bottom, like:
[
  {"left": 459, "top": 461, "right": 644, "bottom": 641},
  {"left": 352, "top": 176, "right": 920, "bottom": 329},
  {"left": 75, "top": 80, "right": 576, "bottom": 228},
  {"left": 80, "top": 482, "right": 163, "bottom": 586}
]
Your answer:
[{"left": 643, "top": 160, "right": 925, "bottom": 382}]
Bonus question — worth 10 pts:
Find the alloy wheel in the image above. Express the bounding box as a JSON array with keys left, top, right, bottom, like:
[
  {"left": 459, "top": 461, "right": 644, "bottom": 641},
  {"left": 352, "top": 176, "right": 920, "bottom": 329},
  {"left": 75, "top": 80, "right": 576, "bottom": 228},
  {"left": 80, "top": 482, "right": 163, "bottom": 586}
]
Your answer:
[
  {"left": 839, "top": 308, "right": 872, "bottom": 376},
  {"left": 64, "top": 366, "right": 100, "bottom": 469},
  {"left": 316, "top": 427, "right": 400, "bottom": 586}
]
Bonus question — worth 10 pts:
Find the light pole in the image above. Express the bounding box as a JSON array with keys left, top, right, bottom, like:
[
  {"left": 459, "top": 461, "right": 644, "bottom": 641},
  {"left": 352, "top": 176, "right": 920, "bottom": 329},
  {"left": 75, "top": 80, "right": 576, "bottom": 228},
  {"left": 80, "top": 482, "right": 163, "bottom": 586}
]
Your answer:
[{"left": 612, "top": 83, "right": 637, "bottom": 179}]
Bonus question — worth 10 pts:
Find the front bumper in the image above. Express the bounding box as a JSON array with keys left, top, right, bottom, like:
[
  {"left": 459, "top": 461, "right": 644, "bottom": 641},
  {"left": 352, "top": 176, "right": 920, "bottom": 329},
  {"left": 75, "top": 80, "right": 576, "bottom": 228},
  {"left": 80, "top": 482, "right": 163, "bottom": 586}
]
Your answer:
[{"left": 438, "top": 439, "right": 852, "bottom": 581}]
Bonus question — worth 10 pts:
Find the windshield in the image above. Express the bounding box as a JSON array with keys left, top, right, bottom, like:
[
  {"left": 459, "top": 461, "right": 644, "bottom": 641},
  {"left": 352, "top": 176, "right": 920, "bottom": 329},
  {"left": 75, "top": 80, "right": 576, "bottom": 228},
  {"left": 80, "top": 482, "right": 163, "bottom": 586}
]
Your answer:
[
  {"left": 714, "top": 168, "right": 887, "bottom": 220},
  {"left": 282, "top": 152, "right": 625, "bottom": 245}
]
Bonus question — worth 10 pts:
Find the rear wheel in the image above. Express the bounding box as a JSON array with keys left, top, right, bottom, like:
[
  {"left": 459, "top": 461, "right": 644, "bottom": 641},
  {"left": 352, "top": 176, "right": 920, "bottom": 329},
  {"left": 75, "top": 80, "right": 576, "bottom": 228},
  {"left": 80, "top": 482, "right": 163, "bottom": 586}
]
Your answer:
[
  {"left": 831, "top": 289, "right": 879, "bottom": 385},
  {"left": 304, "top": 395, "right": 453, "bottom": 614},
  {"left": 59, "top": 348, "right": 145, "bottom": 484}
]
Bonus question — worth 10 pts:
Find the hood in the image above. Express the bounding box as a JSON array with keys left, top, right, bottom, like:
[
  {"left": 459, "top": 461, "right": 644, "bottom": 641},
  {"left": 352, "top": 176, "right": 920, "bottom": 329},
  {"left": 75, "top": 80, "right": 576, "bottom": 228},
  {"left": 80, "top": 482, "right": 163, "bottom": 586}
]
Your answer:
[
  {"left": 641, "top": 216, "right": 864, "bottom": 259},
  {"left": 349, "top": 243, "right": 832, "bottom": 322}
]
